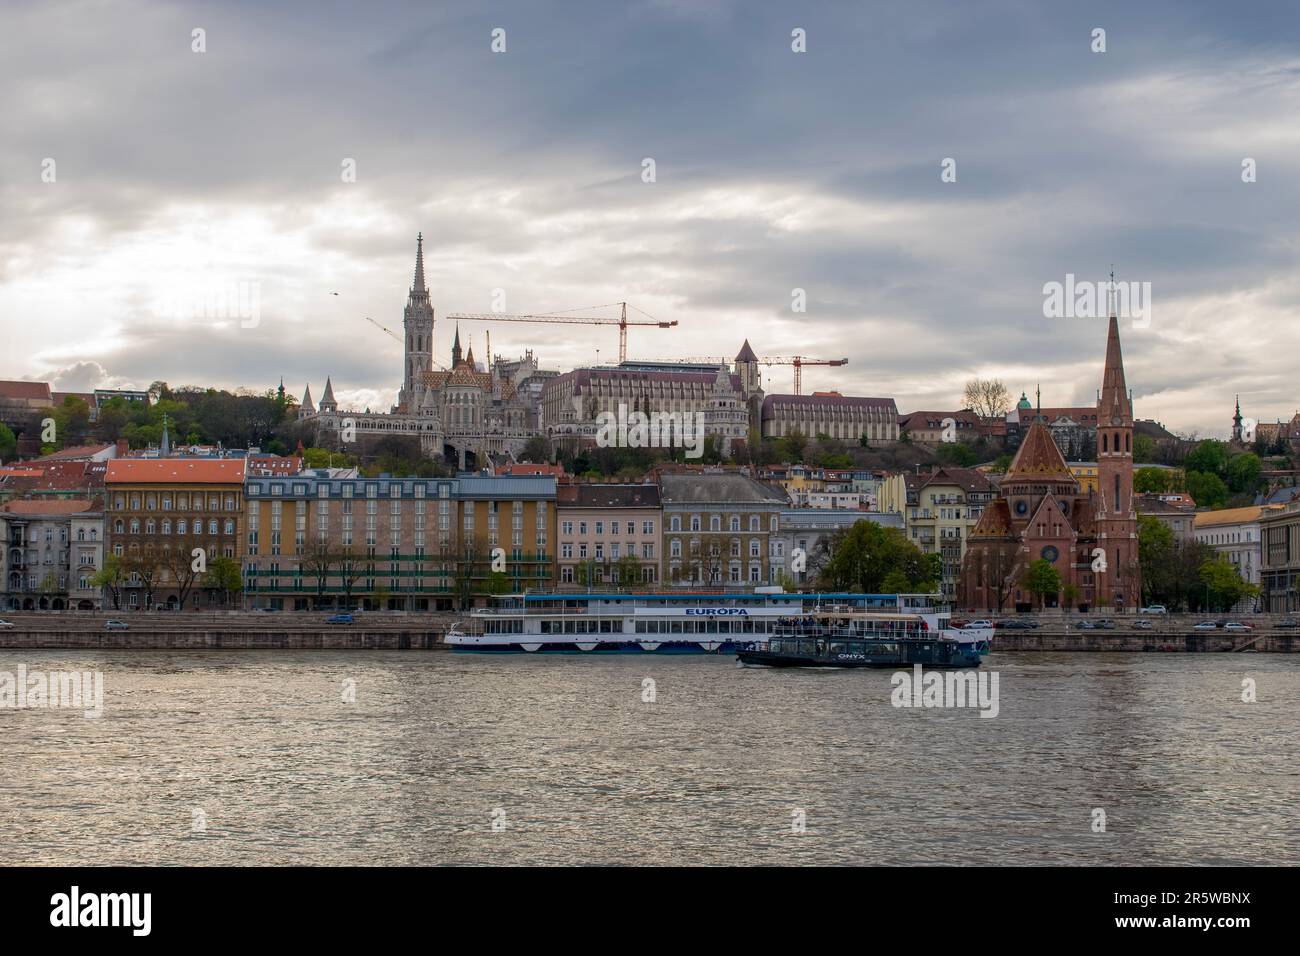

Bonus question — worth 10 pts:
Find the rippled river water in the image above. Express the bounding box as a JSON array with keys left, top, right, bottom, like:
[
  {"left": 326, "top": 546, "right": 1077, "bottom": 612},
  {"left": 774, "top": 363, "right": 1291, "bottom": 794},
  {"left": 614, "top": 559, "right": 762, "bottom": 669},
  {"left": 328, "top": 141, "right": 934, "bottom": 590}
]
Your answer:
[{"left": 1, "top": 650, "right": 1295, "bottom": 865}]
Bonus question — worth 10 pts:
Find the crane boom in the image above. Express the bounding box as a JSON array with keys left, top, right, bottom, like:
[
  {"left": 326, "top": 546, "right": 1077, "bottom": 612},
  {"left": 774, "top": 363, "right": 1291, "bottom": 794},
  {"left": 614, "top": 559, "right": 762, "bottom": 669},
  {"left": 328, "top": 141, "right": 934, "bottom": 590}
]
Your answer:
[
  {"left": 446, "top": 302, "right": 676, "bottom": 363},
  {"left": 680, "top": 354, "right": 848, "bottom": 394},
  {"left": 365, "top": 315, "right": 402, "bottom": 343}
]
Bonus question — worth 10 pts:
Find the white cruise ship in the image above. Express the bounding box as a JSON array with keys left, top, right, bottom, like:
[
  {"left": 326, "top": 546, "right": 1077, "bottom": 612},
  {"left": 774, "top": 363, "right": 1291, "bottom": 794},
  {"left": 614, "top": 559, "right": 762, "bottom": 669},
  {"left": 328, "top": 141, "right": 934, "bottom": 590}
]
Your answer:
[{"left": 445, "top": 590, "right": 992, "bottom": 655}]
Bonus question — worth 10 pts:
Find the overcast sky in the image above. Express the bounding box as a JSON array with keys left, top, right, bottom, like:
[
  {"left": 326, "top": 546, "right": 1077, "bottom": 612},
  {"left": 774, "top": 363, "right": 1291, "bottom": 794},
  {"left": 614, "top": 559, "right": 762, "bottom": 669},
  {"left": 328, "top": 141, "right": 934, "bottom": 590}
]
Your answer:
[{"left": 2, "top": 0, "right": 1298, "bottom": 436}]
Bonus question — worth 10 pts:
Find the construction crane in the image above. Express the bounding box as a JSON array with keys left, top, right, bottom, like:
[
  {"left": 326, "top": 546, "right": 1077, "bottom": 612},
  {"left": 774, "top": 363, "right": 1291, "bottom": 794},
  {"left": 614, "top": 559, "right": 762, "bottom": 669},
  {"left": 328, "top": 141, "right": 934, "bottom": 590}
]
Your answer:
[
  {"left": 365, "top": 315, "right": 402, "bottom": 344},
  {"left": 682, "top": 354, "right": 849, "bottom": 395},
  {"left": 364, "top": 317, "right": 450, "bottom": 373},
  {"left": 445, "top": 302, "right": 676, "bottom": 364}
]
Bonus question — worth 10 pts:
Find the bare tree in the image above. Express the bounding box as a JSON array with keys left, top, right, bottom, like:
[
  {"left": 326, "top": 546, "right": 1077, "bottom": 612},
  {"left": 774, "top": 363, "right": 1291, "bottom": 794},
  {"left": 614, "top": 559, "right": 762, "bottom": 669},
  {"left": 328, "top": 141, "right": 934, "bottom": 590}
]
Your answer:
[
  {"left": 335, "top": 546, "right": 369, "bottom": 611},
  {"left": 161, "top": 545, "right": 204, "bottom": 610},
  {"left": 299, "top": 539, "right": 338, "bottom": 609},
  {"left": 963, "top": 378, "right": 1011, "bottom": 421},
  {"left": 123, "top": 549, "right": 162, "bottom": 610}
]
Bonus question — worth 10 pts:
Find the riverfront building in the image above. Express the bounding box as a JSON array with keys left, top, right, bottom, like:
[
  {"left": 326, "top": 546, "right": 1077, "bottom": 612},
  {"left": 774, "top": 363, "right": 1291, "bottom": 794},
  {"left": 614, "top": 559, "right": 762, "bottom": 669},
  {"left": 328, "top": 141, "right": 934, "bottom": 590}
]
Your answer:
[
  {"left": 1194, "top": 505, "right": 1281, "bottom": 610},
  {"left": 0, "top": 498, "right": 104, "bottom": 611},
  {"left": 243, "top": 473, "right": 557, "bottom": 610},
  {"left": 556, "top": 483, "right": 660, "bottom": 586},
  {"left": 775, "top": 508, "right": 903, "bottom": 588},
  {"left": 660, "top": 473, "right": 788, "bottom": 586},
  {"left": 104, "top": 459, "right": 247, "bottom": 610},
  {"left": 878, "top": 467, "right": 994, "bottom": 602},
  {"left": 1261, "top": 498, "right": 1300, "bottom": 612}
]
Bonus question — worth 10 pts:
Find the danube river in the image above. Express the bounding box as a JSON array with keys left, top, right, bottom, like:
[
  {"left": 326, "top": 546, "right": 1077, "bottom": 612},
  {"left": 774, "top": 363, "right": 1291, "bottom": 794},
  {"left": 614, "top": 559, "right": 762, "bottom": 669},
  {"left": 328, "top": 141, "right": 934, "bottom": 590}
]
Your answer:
[{"left": 2, "top": 650, "right": 1295, "bottom": 865}]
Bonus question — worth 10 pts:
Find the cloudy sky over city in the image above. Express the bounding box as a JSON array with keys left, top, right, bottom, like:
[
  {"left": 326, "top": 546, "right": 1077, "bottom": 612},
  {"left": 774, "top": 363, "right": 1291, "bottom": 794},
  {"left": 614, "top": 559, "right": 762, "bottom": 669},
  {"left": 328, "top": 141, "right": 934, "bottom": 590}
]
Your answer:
[{"left": 2, "top": 0, "right": 1298, "bottom": 435}]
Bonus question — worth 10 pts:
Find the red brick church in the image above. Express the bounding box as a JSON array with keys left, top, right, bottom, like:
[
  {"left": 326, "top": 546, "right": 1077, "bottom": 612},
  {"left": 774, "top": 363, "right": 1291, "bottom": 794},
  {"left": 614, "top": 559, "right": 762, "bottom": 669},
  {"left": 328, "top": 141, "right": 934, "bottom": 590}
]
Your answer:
[{"left": 959, "top": 313, "right": 1140, "bottom": 612}]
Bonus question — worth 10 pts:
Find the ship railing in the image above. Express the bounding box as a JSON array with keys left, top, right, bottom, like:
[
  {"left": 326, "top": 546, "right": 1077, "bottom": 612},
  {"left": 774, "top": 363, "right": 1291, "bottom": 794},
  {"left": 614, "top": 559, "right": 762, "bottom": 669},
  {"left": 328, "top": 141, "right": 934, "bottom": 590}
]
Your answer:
[
  {"left": 473, "top": 606, "right": 593, "bottom": 616},
  {"left": 770, "top": 623, "right": 925, "bottom": 641}
]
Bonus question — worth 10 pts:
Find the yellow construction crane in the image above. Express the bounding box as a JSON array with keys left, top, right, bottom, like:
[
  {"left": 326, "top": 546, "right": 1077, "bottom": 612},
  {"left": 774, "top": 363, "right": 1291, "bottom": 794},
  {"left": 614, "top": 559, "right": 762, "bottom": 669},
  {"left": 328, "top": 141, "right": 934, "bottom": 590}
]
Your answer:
[
  {"left": 682, "top": 354, "right": 849, "bottom": 395},
  {"left": 445, "top": 302, "right": 676, "bottom": 364}
]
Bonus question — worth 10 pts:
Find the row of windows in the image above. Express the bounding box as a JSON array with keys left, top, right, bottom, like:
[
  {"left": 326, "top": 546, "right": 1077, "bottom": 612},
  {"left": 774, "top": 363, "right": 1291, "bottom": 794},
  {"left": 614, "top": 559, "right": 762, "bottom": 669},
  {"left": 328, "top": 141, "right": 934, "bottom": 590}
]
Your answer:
[
  {"left": 667, "top": 537, "right": 776, "bottom": 558},
  {"left": 113, "top": 494, "right": 237, "bottom": 511},
  {"left": 561, "top": 542, "right": 655, "bottom": 560},
  {"left": 667, "top": 514, "right": 777, "bottom": 533},
  {"left": 112, "top": 518, "right": 235, "bottom": 535},
  {"left": 560, "top": 520, "right": 655, "bottom": 536}
]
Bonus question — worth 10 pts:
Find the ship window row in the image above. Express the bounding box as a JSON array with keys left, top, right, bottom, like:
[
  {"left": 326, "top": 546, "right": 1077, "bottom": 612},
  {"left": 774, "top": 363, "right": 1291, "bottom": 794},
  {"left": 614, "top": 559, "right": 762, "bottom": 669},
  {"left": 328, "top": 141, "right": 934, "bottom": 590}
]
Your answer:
[
  {"left": 538, "top": 619, "right": 623, "bottom": 634},
  {"left": 634, "top": 619, "right": 776, "bottom": 634}
]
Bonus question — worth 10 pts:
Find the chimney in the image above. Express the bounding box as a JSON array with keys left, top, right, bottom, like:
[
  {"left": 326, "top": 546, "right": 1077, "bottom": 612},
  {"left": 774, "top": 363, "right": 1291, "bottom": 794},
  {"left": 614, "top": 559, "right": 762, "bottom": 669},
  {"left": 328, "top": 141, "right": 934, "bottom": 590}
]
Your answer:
[{"left": 115, "top": 438, "right": 128, "bottom": 458}]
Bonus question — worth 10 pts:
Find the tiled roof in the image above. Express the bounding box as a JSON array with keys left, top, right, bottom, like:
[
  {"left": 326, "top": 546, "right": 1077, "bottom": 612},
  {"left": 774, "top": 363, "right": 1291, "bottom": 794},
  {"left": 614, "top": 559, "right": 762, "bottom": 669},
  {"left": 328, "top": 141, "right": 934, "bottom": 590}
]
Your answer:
[
  {"left": 0, "top": 380, "right": 53, "bottom": 402},
  {"left": 34, "top": 443, "right": 115, "bottom": 461},
  {"left": 968, "top": 498, "right": 1013, "bottom": 538},
  {"left": 1007, "top": 423, "right": 1073, "bottom": 480},
  {"left": 762, "top": 393, "right": 897, "bottom": 417},
  {"left": 497, "top": 463, "right": 566, "bottom": 477},
  {"left": 898, "top": 409, "right": 981, "bottom": 429},
  {"left": 1019, "top": 406, "right": 1101, "bottom": 425},
  {"left": 1136, "top": 494, "right": 1195, "bottom": 515},
  {"left": 660, "top": 474, "right": 788, "bottom": 505},
  {"left": 558, "top": 368, "right": 743, "bottom": 392},
  {"left": 106, "top": 459, "right": 246, "bottom": 484},
  {"left": 559, "top": 484, "right": 661, "bottom": 508},
  {"left": 921, "top": 467, "right": 993, "bottom": 494},
  {"left": 1194, "top": 505, "right": 1281, "bottom": 528},
  {"left": 0, "top": 498, "right": 100, "bottom": 516}
]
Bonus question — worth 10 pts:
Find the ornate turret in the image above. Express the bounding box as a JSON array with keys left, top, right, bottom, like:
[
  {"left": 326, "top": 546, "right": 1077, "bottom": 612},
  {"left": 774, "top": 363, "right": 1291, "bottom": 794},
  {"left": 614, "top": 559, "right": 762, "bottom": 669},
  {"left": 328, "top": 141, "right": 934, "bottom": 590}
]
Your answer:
[
  {"left": 299, "top": 383, "right": 315, "bottom": 419},
  {"left": 319, "top": 377, "right": 337, "bottom": 414},
  {"left": 451, "top": 324, "right": 463, "bottom": 368},
  {"left": 1231, "top": 395, "right": 1244, "bottom": 443}
]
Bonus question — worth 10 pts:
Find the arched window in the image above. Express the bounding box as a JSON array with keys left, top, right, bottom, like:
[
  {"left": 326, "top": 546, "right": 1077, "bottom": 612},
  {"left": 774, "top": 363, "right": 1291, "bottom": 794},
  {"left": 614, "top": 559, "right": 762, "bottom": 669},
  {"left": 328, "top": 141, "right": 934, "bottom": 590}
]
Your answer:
[
  {"left": 1114, "top": 474, "right": 1121, "bottom": 512},
  {"left": 1102, "top": 432, "right": 1108, "bottom": 453}
]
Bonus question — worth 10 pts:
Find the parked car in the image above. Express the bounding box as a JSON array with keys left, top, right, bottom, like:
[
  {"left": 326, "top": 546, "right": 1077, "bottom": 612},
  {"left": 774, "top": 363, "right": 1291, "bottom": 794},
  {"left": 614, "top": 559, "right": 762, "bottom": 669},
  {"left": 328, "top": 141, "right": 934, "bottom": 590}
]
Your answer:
[
  {"left": 104, "top": 620, "right": 130, "bottom": 631},
  {"left": 999, "top": 619, "right": 1036, "bottom": 630},
  {"left": 0, "top": 619, "right": 14, "bottom": 629},
  {"left": 1193, "top": 621, "right": 1218, "bottom": 630},
  {"left": 964, "top": 620, "right": 994, "bottom": 630},
  {"left": 1076, "top": 620, "right": 1097, "bottom": 630},
  {"left": 1131, "top": 620, "right": 1154, "bottom": 630},
  {"left": 1223, "top": 621, "right": 1254, "bottom": 631},
  {"left": 1139, "top": 605, "right": 1168, "bottom": 615},
  {"left": 1273, "top": 618, "right": 1300, "bottom": 629},
  {"left": 1094, "top": 619, "right": 1116, "bottom": 629},
  {"left": 325, "top": 613, "right": 355, "bottom": 625}
]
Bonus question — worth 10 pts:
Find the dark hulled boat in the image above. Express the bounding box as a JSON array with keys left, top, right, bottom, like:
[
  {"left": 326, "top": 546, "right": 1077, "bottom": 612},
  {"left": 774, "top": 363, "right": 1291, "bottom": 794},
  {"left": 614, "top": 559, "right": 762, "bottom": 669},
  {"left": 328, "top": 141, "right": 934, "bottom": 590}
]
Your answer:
[{"left": 736, "top": 608, "right": 985, "bottom": 669}]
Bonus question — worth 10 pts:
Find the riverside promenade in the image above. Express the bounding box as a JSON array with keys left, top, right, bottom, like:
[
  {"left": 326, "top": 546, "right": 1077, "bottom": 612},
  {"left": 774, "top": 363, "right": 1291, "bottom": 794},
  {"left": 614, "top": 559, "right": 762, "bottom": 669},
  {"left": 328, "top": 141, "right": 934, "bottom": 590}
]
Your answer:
[
  {"left": 0, "top": 611, "right": 1296, "bottom": 652},
  {"left": 0, "top": 611, "right": 455, "bottom": 650}
]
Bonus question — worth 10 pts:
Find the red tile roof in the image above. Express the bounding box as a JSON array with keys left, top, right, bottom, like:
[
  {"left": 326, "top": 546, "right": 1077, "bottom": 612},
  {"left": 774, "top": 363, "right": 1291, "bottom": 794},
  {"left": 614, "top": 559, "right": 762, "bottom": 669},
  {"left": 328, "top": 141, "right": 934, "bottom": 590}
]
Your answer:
[
  {"left": 0, "top": 498, "right": 99, "bottom": 515},
  {"left": 0, "top": 380, "right": 53, "bottom": 402},
  {"left": 34, "top": 443, "right": 115, "bottom": 461},
  {"left": 497, "top": 462, "right": 566, "bottom": 477},
  {"left": 106, "top": 459, "right": 246, "bottom": 484},
  {"left": 1007, "top": 423, "right": 1073, "bottom": 480}
]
